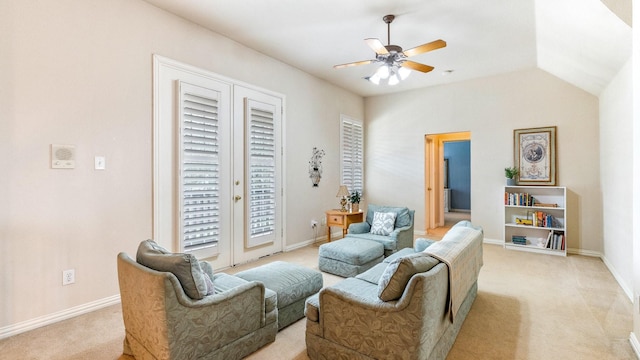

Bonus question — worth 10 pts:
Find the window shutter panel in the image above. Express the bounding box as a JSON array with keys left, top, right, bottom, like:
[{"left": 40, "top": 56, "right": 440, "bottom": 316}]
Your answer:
[
  {"left": 341, "top": 117, "right": 364, "bottom": 194},
  {"left": 178, "top": 82, "right": 220, "bottom": 255},
  {"left": 246, "top": 99, "right": 277, "bottom": 248}
]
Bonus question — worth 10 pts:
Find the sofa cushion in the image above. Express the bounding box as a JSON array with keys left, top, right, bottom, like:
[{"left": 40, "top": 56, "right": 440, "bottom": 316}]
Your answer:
[
  {"left": 355, "top": 262, "right": 388, "bottom": 285},
  {"left": 370, "top": 212, "right": 397, "bottom": 235},
  {"left": 136, "top": 239, "right": 214, "bottom": 300},
  {"left": 377, "top": 253, "right": 440, "bottom": 301},
  {"left": 383, "top": 247, "right": 417, "bottom": 263},
  {"left": 213, "top": 272, "right": 277, "bottom": 313}
]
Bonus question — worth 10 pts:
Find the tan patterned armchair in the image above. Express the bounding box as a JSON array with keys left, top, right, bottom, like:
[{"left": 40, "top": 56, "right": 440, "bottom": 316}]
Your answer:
[{"left": 117, "top": 252, "right": 277, "bottom": 360}]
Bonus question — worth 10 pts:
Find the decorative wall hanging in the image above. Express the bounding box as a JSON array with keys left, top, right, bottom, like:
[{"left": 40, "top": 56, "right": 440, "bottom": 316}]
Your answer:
[
  {"left": 309, "top": 147, "right": 325, "bottom": 187},
  {"left": 514, "top": 126, "right": 557, "bottom": 186}
]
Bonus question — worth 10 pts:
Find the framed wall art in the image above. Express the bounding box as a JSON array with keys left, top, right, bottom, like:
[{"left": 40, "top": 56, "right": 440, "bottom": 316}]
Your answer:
[{"left": 514, "top": 126, "right": 557, "bottom": 186}]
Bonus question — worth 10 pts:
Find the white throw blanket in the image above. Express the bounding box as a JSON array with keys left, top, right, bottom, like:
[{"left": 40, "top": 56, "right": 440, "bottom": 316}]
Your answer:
[{"left": 424, "top": 225, "right": 483, "bottom": 322}]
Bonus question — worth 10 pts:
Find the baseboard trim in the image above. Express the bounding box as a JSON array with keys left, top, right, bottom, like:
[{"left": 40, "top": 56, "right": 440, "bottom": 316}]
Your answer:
[
  {"left": 630, "top": 332, "right": 640, "bottom": 359},
  {"left": 285, "top": 237, "right": 320, "bottom": 251},
  {"left": 0, "top": 294, "right": 121, "bottom": 340},
  {"left": 601, "top": 255, "right": 634, "bottom": 302},
  {"left": 567, "top": 247, "right": 601, "bottom": 257},
  {"left": 284, "top": 230, "right": 345, "bottom": 252},
  {"left": 483, "top": 238, "right": 503, "bottom": 246}
]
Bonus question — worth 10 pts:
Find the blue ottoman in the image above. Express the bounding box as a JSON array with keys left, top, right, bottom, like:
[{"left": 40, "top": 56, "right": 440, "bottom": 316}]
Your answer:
[
  {"left": 318, "top": 238, "right": 384, "bottom": 277},
  {"left": 235, "top": 261, "right": 323, "bottom": 330}
]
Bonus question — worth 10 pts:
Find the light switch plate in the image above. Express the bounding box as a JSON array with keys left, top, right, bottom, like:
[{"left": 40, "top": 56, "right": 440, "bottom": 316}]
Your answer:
[{"left": 94, "top": 156, "right": 105, "bottom": 170}]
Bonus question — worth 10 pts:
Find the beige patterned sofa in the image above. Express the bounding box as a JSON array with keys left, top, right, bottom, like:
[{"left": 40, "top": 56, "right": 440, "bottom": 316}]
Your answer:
[{"left": 305, "top": 221, "right": 483, "bottom": 360}]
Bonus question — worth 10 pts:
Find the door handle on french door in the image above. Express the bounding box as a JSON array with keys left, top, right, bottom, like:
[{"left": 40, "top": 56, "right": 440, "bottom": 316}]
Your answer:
[{"left": 234, "top": 195, "right": 242, "bottom": 202}]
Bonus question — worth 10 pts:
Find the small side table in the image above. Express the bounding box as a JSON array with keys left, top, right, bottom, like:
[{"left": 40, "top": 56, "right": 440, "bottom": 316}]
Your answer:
[{"left": 325, "top": 210, "right": 364, "bottom": 242}]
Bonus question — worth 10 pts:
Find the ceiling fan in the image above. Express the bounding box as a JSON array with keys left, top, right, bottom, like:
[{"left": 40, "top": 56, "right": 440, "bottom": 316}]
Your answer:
[{"left": 334, "top": 14, "right": 446, "bottom": 85}]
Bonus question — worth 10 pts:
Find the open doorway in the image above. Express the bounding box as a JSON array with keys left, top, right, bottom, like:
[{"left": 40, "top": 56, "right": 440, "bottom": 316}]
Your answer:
[{"left": 424, "top": 132, "right": 471, "bottom": 236}]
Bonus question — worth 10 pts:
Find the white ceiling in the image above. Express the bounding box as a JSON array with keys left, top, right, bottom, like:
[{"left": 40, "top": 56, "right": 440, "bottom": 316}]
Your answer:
[{"left": 142, "top": 0, "right": 631, "bottom": 97}]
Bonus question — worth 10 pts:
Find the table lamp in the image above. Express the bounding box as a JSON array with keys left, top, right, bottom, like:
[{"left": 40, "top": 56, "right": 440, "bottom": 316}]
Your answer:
[{"left": 336, "top": 185, "right": 350, "bottom": 212}]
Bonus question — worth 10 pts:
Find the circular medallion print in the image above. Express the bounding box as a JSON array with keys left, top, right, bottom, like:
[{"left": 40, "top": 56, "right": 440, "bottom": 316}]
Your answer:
[{"left": 523, "top": 143, "right": 545, "bottom": 163}]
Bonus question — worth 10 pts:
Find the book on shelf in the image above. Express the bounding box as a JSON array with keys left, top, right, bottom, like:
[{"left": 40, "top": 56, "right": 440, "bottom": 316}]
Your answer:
[
  {"left": 535, "top": 203, "right": 559, "bottom": 208},
  {"left": 546, "top": 232, "right": 565, "bottom": 250},
  {"left": 511, "top": 235, "right": 527, "bottom": 245},
  {"left": 505, "top": 192, "right": 535, "bottom": 206},
  {"left": 544, "top": 231, "right": 553, "bottom": 248},
  {"left": 531, "top": 211, "right": 555, "bottom": 228},
  {"left": 505, "top": 191, "right": 559, "bottom": 208}
]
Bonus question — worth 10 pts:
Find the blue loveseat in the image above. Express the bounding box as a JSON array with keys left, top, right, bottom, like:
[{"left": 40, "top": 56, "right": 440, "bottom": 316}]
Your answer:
[{"left": 346, "top": 204, "right": 415, "bottom": 256}]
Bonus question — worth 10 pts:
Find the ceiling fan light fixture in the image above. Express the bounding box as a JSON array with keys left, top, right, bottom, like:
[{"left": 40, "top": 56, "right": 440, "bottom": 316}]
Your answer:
[
  {"left": 335, "top": 14, "right": 446, "bottom": 86},
  {"left": 375, "top": 65, "right": 390, "bottom": 79},
  {"left": 398, "top": 66, "right": 411, "bottom": 80},
  {"left": 388, "top": 74, "right": 399, "bottom": 86}
]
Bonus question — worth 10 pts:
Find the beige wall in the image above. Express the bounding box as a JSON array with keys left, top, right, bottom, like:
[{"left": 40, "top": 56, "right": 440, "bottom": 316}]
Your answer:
[
  {"left": 632, "top": 0, "right": 640, "bottom": 347},
  {"left": 599, "top": 59, "right": 633, "bottom": 297},
  {"left": 364, "top": 68, "right": 602, "bottom": 252},
  {"left": 0, "top": 0, "right": 363, "bottom": 331}
]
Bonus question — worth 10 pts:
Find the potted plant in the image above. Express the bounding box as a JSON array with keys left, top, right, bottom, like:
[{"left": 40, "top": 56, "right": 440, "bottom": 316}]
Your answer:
[
  {"left": 349, "top": 191, "right": 361, "bottom": 212},
  {"left": 504, "top": 167, "right": 519, "bottom": 186}
]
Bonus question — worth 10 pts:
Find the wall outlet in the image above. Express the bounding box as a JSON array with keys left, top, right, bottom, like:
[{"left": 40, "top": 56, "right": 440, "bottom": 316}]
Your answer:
[
  {"left": 310, "top": 220, "right": 318, "bottom": 228},
  {"left": 62, "top": 269, "right": 75, "bottom": 285},
  {"left": 320, "top": 217, "right": 326, "bottom": 226}
]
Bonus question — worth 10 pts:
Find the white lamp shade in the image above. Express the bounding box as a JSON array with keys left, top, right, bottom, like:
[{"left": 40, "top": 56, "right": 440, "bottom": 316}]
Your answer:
[
  {"left": 375, "top": 65, "right": 390, "bottom": 79},
  {"left": 388, "top": 74, "right": 399, "bottom": 86},
  {"left": 369, "top": 73, "right": 381, "bottom": 85},
  {"left": 398, "top": 67, "right": 411, "bottom": 80}
]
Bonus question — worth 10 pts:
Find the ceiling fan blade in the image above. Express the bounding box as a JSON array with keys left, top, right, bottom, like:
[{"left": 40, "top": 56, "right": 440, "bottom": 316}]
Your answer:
[
  {"left": 334, "top": 60, "right": 374, "bottom": 69},
  {"left": 403, "top": 39, "right": 447, "bottom": 58},
  {"left": 401, "top": 60, "right": 435, "bottom": 73},
  {"left": 365, "top": 38, "right": 389, "bottom": 55}
]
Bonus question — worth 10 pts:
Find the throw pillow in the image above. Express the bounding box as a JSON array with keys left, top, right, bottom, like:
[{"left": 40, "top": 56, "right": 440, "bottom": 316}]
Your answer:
[
  {"left": 199, "top": 261, "right": 215, "bottom": 295},
  {"left": 377, "top": 253, "right": 440, "bottom": 301},
  {"left": 370, "top": 212, "right": 397, "bottom": 236},
  {"left": 136, "top": 239, "right": 214, "bottom": 300}
]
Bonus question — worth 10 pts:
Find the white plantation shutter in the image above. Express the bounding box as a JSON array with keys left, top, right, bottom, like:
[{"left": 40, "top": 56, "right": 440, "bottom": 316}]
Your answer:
[
  {"left": 340, "top": 116, "right": 364, "bottom": 194},
  {"left": 178, "top": 82, "right": 221, "bottom": 256},
  {"left": 246, "top": 99, "right": 277, "bottom": 248}
]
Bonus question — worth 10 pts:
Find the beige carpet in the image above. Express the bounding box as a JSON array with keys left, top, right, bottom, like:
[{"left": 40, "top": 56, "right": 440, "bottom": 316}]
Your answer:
[{"left": 0, "top": 238, "right": 635, "bottom": 359}]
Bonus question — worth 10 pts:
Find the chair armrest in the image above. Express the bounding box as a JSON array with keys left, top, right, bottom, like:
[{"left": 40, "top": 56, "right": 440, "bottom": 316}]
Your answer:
[
  {"left": 348, "top": 222, "right": 370, "bottom": 234},
  {"left": 389, "top": 225, "right": 414, "bottom": 250}
]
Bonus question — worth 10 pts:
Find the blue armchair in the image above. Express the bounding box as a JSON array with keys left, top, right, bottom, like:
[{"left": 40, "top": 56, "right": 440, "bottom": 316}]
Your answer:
[{"left": 347, "top": 204, "right": 415, "bottom": 256}]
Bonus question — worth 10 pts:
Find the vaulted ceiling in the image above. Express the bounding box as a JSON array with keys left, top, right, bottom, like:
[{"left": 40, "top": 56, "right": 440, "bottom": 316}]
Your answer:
[{"left": 142, "top": 0, "right": 631, "bottom": 97}]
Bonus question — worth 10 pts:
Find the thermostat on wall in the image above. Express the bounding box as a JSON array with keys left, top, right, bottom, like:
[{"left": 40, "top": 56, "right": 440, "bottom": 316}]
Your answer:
[{"left": 51, "top": 144, "right": 76, "bottom": 169}]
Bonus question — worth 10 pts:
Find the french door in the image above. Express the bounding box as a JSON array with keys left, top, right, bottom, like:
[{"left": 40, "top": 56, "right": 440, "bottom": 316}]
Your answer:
[
  {"left": 154, "top": 55, "right": 283, "bottom": 270},
  {"left": 232, "top": 86, "right": 283, "bottom": 265}
]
